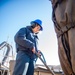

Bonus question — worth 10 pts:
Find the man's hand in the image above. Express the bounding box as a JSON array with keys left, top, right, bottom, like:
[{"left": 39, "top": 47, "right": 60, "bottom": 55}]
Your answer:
[
  {"left": 37, "top": 50, "right": 41, "bottom": 56},
  {"left": 32, "top": 47, "right": 36, "bottom": 53}
]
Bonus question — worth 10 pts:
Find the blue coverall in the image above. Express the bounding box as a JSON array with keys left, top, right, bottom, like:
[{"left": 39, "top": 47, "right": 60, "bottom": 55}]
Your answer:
[{"left": 13, "top": 26, "right": 38, "bottom": 75}]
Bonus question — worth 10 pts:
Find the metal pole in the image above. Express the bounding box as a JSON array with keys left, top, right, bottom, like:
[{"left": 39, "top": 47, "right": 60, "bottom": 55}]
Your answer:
[{"left": 35, "top": 52, "right": 55, "bottom": 75}]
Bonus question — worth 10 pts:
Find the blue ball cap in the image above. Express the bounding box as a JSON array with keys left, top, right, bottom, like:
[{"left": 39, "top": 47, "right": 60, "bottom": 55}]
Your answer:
[{"left": 30, "top": 19, "right": 43, "bottom": 31}]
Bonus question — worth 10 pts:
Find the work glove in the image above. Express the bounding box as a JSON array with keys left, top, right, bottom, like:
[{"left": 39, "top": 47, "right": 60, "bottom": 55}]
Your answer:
[{"left": 37, "top": 50, "right": 41, "bottom": 56}]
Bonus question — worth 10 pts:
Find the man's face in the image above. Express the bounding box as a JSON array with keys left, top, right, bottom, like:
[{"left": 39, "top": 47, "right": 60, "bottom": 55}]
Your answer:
[{"left": 33, "top": 25, "right": 41, "bottom": 33}]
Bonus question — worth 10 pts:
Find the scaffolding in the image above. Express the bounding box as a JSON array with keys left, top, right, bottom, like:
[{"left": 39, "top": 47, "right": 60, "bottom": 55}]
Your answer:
[{"left": 0, "top": 41, "right": 13, "bottom": 75}]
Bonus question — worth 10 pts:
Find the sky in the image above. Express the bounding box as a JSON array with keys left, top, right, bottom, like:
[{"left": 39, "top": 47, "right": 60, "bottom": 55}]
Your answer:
[{"left": 0, "top": 0, "right": 60, "bottom": 66}]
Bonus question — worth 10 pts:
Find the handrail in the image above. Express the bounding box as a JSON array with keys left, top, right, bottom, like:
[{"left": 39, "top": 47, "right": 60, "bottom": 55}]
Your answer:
[
  {"left": 0, "top": 41, "right": 13, "bottom": 65},
  {"left": 35, "top": 51, "right": 55, "bottom": 75}
]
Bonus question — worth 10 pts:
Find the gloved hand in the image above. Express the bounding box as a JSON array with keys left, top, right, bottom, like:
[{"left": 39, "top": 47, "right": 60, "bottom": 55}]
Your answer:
[{"left": 37, "top": 50, "right": 41, "bottom": 56}]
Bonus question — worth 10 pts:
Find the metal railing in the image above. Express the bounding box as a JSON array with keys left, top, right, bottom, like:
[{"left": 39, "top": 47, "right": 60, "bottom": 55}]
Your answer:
[{"left": 0, "top": 41, "right": 13, "bottom": 75}]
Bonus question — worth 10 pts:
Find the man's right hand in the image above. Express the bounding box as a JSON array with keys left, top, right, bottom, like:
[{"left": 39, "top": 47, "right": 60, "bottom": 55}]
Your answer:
[{"left": 32, "top": 47, "right": 36, "bottom": 53}]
